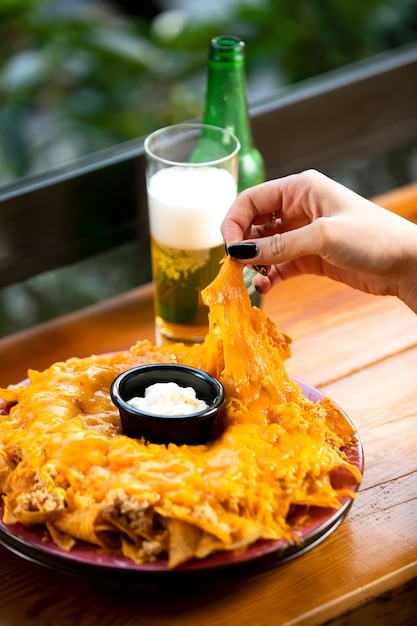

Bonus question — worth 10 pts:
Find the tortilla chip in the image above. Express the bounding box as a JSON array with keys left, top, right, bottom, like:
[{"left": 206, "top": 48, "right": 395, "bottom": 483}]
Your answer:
[
  {"left": 168, "top": 519, "right": 204, "bottom": 569},
  {"left": 155, "top": 502, "right": 232, "bottom": 544},
  {"left": 54, "top": 506, "right": 120, "bottom": 549},
  {"left": 46, "top": 522, "right": 76, "bottom": 552}
]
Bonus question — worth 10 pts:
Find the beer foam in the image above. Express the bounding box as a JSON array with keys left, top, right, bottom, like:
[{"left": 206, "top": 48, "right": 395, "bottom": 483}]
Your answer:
[{"left": 147, "top": 166, "right": 237, "bottom": 250}]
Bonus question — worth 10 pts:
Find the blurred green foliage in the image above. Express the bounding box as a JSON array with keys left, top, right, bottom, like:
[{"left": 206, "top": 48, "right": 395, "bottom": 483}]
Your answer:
[
  {"left": 0, "top": 0, "right": 416, "bottom": 187},
  {"left": 0, "top": 0, "right": 416, "bottom": 337},
  {"left": 237, "top": 0, "right": 417, "bottom": 80}
]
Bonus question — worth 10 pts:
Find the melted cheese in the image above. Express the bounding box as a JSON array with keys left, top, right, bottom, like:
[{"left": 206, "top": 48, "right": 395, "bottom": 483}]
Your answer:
[{"left": 0, "top": 257, "right": 362, "bottom": 568}]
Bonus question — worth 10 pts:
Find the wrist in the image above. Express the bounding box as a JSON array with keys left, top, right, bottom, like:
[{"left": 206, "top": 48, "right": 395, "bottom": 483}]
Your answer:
[
  {"left": 397, "top": 239, "right": 417, "bottom": 314},
  {"left": 400, "top": 278, "right": 417, "bottom": 314}
]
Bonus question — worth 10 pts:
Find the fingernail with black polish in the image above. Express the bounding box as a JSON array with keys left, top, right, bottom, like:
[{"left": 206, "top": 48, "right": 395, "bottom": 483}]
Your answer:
[{"left": 227, "top": 242, "right": 258, "bottom": 260}]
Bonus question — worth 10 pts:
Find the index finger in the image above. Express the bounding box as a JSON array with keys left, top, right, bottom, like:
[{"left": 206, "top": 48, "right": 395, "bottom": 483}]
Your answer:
[{"left": 221, "top": 180, "right": 285, "bottom": 245}]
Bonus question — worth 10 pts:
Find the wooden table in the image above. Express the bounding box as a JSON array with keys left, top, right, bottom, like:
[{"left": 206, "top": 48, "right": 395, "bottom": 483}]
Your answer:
[{"left": 0, "top": 185, "right": 417, "bottom": 626}]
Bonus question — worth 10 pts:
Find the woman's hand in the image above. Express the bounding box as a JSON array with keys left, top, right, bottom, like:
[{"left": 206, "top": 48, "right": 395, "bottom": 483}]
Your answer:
[{"left": 222, "top": 170, "right": 417, "bottom": 313}]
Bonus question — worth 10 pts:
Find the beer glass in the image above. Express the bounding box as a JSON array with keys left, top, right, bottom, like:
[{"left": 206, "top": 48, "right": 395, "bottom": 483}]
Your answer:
[{"left": 144, "top": 123, "right": 239, "bottom": 343}]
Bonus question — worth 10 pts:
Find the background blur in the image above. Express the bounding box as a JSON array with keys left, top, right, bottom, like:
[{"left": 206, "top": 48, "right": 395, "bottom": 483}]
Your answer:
[{"left": 1, "top": 0, "right": 417, "bottom": 336}]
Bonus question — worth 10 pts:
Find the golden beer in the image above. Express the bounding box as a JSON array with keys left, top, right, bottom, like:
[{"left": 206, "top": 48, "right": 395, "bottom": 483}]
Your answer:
[{"left": 151, "top": 237, "right": 224, "bottom": 342}]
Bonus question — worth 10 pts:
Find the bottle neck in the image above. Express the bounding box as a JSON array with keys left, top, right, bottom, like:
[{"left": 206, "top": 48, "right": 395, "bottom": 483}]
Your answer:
[
  {"left": 203, "top": 57, "right": 254, "bottom": 153},
  {"left": 202, "top": 36, "right": 265, "bottom": 192}
]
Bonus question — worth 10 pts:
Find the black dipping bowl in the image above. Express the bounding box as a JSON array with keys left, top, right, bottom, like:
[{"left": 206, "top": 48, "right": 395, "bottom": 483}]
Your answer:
[{"left": 110, "top": 364, "right": 226, "bottom": 446}]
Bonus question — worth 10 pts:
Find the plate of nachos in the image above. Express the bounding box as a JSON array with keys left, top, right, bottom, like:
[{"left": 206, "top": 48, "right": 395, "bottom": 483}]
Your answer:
[{"left": 0, "top": 258, "right": 363, "bottom": 580}]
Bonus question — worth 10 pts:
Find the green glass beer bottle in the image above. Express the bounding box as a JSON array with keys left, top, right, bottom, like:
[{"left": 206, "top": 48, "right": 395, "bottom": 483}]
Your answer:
[{"left": 201, "top": 35, "right": 266, "bottom": 304}]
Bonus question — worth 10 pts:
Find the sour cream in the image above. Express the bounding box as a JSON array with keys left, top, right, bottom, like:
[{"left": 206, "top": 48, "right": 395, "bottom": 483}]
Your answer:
[{"left": 127, "top": 382, "right": 209, "bottom": 416}]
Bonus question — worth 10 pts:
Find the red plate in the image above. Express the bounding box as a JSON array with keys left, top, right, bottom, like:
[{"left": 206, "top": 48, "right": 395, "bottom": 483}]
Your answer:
[{"left": 0, "top": 377, "right": 363, "bottom": 582}]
